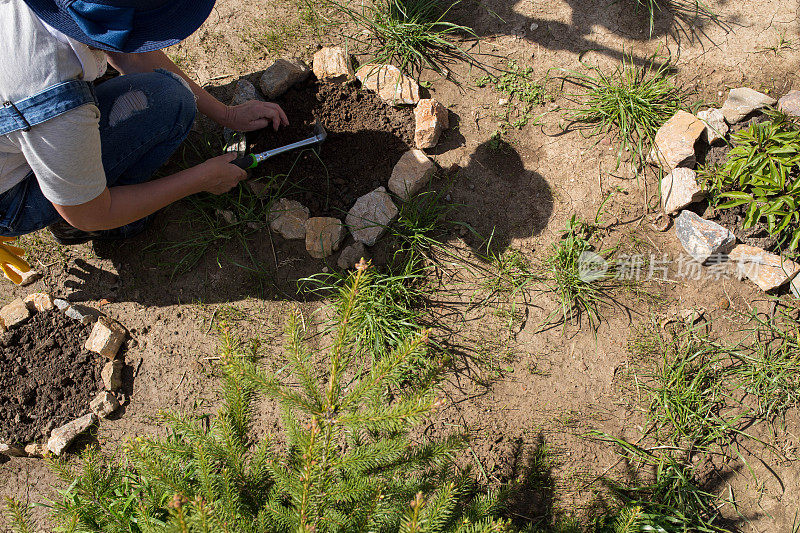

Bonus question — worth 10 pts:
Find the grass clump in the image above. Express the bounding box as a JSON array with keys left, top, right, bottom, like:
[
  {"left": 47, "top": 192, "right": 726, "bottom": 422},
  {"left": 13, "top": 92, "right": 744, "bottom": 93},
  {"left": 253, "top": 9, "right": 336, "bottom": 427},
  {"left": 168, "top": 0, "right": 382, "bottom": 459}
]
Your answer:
[
  {"left": 317, "top": 0, "right": 475, "bottom": 78},
  {"left": 12, "top": 265, "right": 508, "bottom": 533},
  {"left": 589, "top": 437, "right": 728, "bottom": 532},
  {"left": 541, "top": 215, "right": 616, "bottom": 330},
  {"left": 477, "top": 60, "right": 551, "bottom": 131},
  {"left": 700, "top": 115, "right": 800, "bottom": 252},
  {"left": 564, "top": 55, "right": 686, "bottom": 172}
]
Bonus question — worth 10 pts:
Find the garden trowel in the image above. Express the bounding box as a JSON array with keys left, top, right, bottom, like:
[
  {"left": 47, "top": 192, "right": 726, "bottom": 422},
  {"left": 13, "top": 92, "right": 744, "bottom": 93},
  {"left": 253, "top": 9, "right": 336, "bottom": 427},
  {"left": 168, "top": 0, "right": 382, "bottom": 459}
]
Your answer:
[{"left": 232, "top": 123, "right": 327, "bottom": 170}]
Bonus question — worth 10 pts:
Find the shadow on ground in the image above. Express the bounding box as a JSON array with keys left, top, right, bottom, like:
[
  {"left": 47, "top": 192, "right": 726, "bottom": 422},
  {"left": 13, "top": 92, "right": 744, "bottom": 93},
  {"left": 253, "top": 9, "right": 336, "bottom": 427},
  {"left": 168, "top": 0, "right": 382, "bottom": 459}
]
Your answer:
[
  {"left": 454, "top": 135, "right": 553, "bottom": 256},
  {"left": 449, "top": 0, "right": 732, "bottom": 69}
]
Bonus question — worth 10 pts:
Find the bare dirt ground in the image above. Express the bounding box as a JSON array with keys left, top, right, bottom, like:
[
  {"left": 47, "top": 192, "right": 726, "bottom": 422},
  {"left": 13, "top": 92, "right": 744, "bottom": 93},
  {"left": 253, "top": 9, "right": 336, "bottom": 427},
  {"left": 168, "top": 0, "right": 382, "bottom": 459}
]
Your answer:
[{"left": 3, "top": 0, "right": 800, "bottom": 530}]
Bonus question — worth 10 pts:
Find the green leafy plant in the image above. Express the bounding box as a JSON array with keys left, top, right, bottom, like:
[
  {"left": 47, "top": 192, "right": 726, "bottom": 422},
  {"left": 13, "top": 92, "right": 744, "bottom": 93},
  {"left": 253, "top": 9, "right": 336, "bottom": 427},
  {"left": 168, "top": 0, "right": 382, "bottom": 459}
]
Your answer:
[
  {"left": 30, "top": 265, "right": 508, "bottom": 533},
  {"left": 477, "top": 60, "right": 550, "bottom": 131},
  {"left": 564, "top": 54, "right": 686, "bottom": 171},
  {"left": 316, "top": 0, "right": 475, "bottom": 78},
  {"left": 701, "top": 119, "right": 800, "bottom": 251}
]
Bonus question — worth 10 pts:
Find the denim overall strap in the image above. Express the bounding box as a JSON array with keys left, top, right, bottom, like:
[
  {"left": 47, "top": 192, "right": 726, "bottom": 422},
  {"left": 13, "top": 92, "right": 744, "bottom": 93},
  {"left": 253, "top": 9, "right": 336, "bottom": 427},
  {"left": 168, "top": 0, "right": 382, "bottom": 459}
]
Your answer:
[{"left": 0, "top": 80, "right": 98, "bottom": 136}]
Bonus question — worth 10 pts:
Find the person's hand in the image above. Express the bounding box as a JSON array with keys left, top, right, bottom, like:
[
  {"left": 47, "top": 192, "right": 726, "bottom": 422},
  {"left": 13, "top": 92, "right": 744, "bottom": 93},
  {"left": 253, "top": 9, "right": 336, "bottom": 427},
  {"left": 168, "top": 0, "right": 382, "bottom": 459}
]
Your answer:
[
  {"left": 0, "top": 237, "right": 30, "bottom": 285},
  {"left": 224, "top": 100, "right": 289, "bottom": 132},
  {"left": 197, "top": 153, "right": 248, "bottom": 195}
]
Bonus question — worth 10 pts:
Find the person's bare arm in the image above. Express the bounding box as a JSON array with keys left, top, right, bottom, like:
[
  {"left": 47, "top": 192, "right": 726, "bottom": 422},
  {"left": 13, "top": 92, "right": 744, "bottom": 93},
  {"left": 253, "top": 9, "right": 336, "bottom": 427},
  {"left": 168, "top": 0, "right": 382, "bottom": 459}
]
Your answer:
[
  {"left": 53, "top": 153, "right": 245, "bottom": 231},
  {"left": 105, "top": 50, "right": 288, "bottom": 131}
]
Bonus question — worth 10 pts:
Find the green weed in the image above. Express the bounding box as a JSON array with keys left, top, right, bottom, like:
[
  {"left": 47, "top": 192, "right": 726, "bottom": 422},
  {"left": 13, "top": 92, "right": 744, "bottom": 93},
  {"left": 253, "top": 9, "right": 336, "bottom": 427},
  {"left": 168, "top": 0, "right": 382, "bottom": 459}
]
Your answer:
[
  {"left": 589, "top": 437, "right": 727, "bottom": 532},
  {"left": 317, "top": 0, "right": 475, "bottom": 78},
  {"left": 477, "top": 60, "right": 551, "bottom": 131},
  {"left": 563, "top": 54, "right": 686, "bottom": 172},
  {"left": 541, "top": 215, "right": 617, "bottom": 330}
]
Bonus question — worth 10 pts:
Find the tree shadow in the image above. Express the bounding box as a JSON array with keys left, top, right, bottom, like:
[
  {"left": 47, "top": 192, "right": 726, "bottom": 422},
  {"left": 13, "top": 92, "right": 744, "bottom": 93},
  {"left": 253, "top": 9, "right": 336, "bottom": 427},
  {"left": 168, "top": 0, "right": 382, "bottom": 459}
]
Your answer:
[{"left": 453, "top": 135, "right": 554, "bottom": 257}]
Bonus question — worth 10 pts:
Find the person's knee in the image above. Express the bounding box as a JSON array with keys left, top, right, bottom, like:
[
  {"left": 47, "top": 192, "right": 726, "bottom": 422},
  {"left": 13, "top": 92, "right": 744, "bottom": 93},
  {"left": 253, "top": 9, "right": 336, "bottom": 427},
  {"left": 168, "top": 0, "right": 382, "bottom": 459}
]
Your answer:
[
  {"left": 105, "top": 71, "right": 197, "bottom": 134},
  {"left": 153, "top": 69, "right": 197, "bottom": 135}
]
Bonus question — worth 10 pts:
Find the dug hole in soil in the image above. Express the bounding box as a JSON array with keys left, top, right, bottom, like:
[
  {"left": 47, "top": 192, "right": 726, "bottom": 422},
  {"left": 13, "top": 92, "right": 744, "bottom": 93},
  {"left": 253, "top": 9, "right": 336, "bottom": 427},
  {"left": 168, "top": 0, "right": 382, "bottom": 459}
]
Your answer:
[
  {"left": 0, "top": 310, "right": 102, "bottom": 445},
  {"left": 247, "top": 79, "right": 416, "bottom": 217}
]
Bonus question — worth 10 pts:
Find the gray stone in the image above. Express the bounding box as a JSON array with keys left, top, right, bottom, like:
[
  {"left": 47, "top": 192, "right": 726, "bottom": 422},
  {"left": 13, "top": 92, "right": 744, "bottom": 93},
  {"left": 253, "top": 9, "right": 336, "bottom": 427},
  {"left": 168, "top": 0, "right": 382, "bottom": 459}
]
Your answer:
[
  {"left": 268, "top": 198, "right": 309, "bottom": 240},
  {"left": 47, "top": 413, "right": 97, "bottom": 456},
  {"left": 90, "top": 391, "right": 120, "bottom": 418},
  {"left": 721, "top": 88, "right": 776, "bottom": 124},
  {"left": 356, "top": 63, "right": 420, "bottom": 105},
  {"left": 312, "top": 47, "right": 353, "bottom": 81},
  {"left": 216, "top": 209, "right": 236, "bottom": 226},
  {"left": 54, "top": 298, "right": 70, "bottom": 311},
  {"left": 729, "top": 244, "right": 800, "bottom": 292},
  {"left": 414, "top": 99, "right": 449, "bottom": 149},
  {"left": 653, "top": 111, "right": 706, "bottom": 170},
  {"left": 661, "top": 168, "right": 704, "bottom": 215},
  {"left": 101, "top": 359, "right": 125, "bottom": 391},
  {"left": 338, "top": 242, "right": 369, "bottom": 270},
  {"left": 65, "top": 304, "right": 102, "bottom": 325},
  {"left": 696, "top": 108, "right": 728, "bottom": 145},
  {"left": 389, "top": 150, "right": 436, "bottom": 200},
  {"left": 305, "top": 217, "right": 346, "bottom": 259},
  {"left": 345, "top": 187, "right": 399, "bottom": 246},
  {"left": 260, "top": 58, "right": 311, "bottom": 99},
  {"left": 85, "top": 317, "right": 127, "bottom": 359},
  {"left": 0, "top": 442, "right": 27, "bottom": 457},
  {"left": 0, "top": 298, "right": 30, "bottom": 328},
  {"left": 778, "top": 90, "right": 800, "bottom": 118},
  {"left": 674, "top": 210, "right": 736, "bottom": 264}
]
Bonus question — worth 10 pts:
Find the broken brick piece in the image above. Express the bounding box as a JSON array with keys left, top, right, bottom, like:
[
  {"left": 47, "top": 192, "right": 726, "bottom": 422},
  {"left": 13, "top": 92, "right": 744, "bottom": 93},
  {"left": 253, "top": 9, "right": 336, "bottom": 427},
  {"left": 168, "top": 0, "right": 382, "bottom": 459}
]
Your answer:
[{"left": 85, "top": 317, "right": 127, "bottom": 359}]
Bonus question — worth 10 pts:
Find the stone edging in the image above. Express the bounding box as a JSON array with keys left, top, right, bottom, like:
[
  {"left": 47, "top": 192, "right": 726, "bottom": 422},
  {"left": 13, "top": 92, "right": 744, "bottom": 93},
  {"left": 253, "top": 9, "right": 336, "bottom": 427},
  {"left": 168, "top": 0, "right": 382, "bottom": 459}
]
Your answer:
[
  {"left": 228, "top": 47, "right": 450, "bottom": 270},
  {"left": 0, "top": 294, "right": 128, "bottom": 459},
  {"left": 653, "top": 88, "right": 800, "bottom": 295}
]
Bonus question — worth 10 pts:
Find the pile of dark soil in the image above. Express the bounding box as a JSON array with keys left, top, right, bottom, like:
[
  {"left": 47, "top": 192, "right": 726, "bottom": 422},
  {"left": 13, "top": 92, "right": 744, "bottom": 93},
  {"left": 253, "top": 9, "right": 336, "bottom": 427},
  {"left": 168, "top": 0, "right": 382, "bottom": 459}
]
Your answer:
[
  {"left": 699, "top": 114, "right": 781, "bottom": 251},
  {"left": 0, "top": 310, "right": 102, "bottom": 445},
  {"left": 248, "top": 79, "right": 416, "bottom": 217}
]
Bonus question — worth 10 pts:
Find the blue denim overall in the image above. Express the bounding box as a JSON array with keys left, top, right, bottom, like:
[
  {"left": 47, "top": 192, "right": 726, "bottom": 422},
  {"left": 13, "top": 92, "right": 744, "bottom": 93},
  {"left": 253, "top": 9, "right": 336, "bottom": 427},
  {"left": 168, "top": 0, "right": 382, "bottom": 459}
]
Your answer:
[{"left": 0, "top": 69, "right": 197, "bottom": 238}]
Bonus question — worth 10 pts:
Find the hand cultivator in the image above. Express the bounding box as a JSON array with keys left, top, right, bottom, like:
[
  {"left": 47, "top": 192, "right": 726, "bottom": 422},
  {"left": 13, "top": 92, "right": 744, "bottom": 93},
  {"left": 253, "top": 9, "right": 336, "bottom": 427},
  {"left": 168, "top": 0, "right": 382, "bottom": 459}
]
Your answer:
[{"left": 232, "top": 122, "right": 327, "bottom": 169}]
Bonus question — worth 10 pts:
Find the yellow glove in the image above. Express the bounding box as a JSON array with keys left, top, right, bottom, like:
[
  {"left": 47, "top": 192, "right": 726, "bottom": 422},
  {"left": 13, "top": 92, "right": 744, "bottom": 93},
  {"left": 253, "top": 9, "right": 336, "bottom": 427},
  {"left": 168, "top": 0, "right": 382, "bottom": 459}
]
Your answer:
[{"left": 0, "top": 237, "right": 31, "bottom": 285}]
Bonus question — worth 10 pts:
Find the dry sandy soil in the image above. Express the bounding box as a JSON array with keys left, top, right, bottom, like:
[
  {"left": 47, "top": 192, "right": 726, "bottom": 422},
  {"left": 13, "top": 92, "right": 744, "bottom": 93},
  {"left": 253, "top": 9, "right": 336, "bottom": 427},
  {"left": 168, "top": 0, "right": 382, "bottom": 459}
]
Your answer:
[{"left": 2, "top": 0, "right": 800, "bottom": 530}]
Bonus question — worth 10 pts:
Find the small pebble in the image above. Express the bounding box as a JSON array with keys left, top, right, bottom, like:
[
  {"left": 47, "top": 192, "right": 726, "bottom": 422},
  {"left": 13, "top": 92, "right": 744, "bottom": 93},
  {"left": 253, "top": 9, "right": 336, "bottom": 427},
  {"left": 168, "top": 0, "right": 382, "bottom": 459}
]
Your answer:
[
  {"left": 530, "top": 22, "right": 539, "bottom": 31},
  {"left": 718, "top": 299, "right": 730, "bottom": 310}
]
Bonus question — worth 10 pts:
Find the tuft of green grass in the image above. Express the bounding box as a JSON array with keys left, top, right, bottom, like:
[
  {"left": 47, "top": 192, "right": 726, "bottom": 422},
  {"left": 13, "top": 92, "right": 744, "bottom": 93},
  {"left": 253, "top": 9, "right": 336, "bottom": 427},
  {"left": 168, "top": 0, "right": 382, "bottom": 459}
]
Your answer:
[
  {"left": 316, "top": 0, "right": 475, "bottom": 78},
  {"left": 642, "top": 329, "right": 742, "bottom": 449},
  {"left": 477, "top": 60, "right": 551, "bottom": 131},
  {"left": 632, "top": 0, "right": 721, "bottom": 38},
  {"left": 541, "top": 215, "right": 616, "bottom": 330},
  {"left": 563, "top": 54, "right": 686, "bottom": 172},
  {"left": 588, "top": 436, "right": 728, "bottom": 532}
]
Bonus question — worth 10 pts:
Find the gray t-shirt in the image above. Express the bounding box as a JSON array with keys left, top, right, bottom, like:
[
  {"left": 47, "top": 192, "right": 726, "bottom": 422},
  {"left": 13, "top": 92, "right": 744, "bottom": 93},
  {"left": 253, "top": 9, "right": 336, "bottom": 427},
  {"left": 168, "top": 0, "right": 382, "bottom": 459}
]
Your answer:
[{"left": 0, "top": 0, "right": 107, "bottom": 206}]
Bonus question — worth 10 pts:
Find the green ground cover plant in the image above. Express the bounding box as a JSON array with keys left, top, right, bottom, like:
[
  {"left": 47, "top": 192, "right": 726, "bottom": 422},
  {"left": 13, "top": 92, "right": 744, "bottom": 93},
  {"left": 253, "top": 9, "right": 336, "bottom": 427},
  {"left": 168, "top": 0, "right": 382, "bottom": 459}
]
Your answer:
[
  {"left": 563, "top": 55, "right": 686, "bottom": 172},
  {"left": 6, "top": 265, "right": 509, "bottom": 533},
  {"left": 315, "top": 0, "right": 475, "bottom": 78},
  {"left": 700, "top": 114, "right": 800, "bottom": 252},
  {"left": 476, "top": 60, "right": 550, "bottom": 131}
]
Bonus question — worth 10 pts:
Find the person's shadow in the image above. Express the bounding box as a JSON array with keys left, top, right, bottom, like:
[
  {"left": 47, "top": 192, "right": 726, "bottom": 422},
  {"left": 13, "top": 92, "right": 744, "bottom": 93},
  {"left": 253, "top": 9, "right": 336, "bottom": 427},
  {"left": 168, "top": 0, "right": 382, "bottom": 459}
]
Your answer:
[
  {"left": 453, "top": 135, "right": 554, "bottom": 257},
  {"left": 448, "top": 0, "right": 732, "bottom": 70}
]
